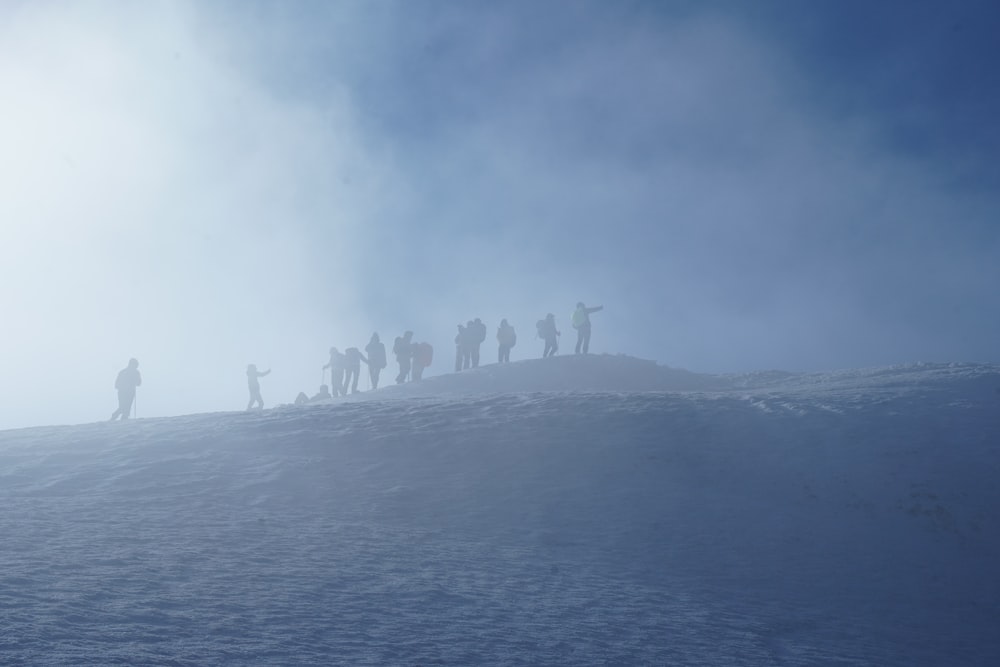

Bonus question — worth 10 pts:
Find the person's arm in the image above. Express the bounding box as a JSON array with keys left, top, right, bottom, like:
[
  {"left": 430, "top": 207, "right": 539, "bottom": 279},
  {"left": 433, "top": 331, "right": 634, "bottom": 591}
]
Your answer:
[
  {"left": 261, "top": 369, "right": 271, "bottom": 377},
  {"left": 588, "top": 306, "right": 603, "bottom": 314},
  {"left": 136, "top": 371, "right": 142, "bottom": 386},
  {"left": 360, "top": 353, "right": 369, "bottom": 365}
]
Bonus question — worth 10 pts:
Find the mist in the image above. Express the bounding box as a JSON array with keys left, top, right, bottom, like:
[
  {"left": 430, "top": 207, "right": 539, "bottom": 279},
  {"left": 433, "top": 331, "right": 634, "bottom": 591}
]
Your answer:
[{"left": 2, "top": 0, "right": 997, "bottom": 429}]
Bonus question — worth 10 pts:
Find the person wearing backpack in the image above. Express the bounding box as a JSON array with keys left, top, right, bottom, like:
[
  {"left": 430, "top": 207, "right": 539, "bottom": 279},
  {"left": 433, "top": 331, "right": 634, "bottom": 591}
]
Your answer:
[
  {"left": 538, "top": 313, "right": 560, "bottom": 358},
  {"left": 393, "top": 331, "right": 414, "bottom": 383},
  {"left": 572, "top": 302, "right": 604, "bottom": 354},
  {"left": 497, "top": 319, "right": 516, "bottom": 363},
  {"left": 365, "top": 332, "right": 387, "bottom": 390},
  {"left": 470, "top": 317, "right": 487, "bottom": 368}
]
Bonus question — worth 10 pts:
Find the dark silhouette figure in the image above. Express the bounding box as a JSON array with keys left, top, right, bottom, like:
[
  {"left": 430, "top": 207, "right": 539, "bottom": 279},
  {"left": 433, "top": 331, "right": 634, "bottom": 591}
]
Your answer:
[
  {"left": 110, "top": 358, "right": 141, "bottom": 421},
  {"left": 365, "top": 333, "right": 387, "bottom": 390},
  {"left": 469, "top": 317, "right": 487, "bottom": 368},
  {"left": 411, "top": 342, "right": 433, "bottom": 380},
  {"left": 394, "top": 331, "right": 414, "bottom": 383},
  {"left": 497, "top": 319, "right": 516, "bottom": 363},
  {"left": 572, "top": 302, "right": 604, "bottom": 354},
  {"left": 295, "top": 384, "right": 332, "bottom": 405},
  {"left": 246, "top": 364, "right": 271, "bottom": 410},
  {"left": 323, "top": 347, "right": 347, "bottom": 396},
  {"left": 343, "top": 347, "right": 369, "bottom": 394},
  {"left": 460, "top": 322, "right": 475, "bottom": 369},
  {"left": 538, "top": 314, "right": 560, "bottom": 358},
  {"left": 455, "top": 324, "right": 467, "bottom": 372}
]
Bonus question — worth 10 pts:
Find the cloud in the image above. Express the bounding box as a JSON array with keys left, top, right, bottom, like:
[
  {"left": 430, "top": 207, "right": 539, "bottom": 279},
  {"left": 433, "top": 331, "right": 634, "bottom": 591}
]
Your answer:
[{"left": 1, "top": 1, "right": 996, "bottom": 429}]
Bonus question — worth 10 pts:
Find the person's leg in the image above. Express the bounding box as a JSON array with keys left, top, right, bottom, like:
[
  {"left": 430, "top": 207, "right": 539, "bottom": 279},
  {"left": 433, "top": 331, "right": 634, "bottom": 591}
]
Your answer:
[
  {"left": 456, "top": 349, "right": 463, "bottom": 372},
  {"left": 575, "top": 328, "right": 584, "bottom": 354},
  {"left": 582, "top": 325, "right": 591, "bottom": 354},
  {"left": 121, "top": 393, "right": 134, "bottom": 419}
]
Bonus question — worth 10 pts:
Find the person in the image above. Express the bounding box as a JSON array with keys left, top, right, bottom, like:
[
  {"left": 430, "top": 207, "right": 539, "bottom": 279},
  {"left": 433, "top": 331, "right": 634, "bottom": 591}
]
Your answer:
[
  {"left": 246, "top": 364, "right": 271, "bottom": 411},
  {"left": 295, "top": 384, "right": 332, "bottom": 405},
  {"left": 468, "top": 317, "right": 486, "bottom": 368},
  {"left": 343, "top": 347, "right": 369, "bottom": 394},
  {"left": 323, "top": 347, "right": 346, "bottom": 396},
  {"left": 455, "top": 324, "right": 467, "bottom": 372},
  {"left": 538, "top": 313, "right": 560, "bottom": 358},
  {"left": 411, "top": 341, "right": 433, "bottom": 380},
  {"left": 394, "top": 331, "right": 414, "bottom": 383},
  {"left": 110, "top": 358, "right": 141, "bottom": 421},
  {"left": 497, "top": 319, "right": 516, "bottom": 363},
  {"left": 365, "top": 333, "right": 387, "bottom": 390},
  {"left": 572, "top": 302, "right": 604, "bottom": 354}
]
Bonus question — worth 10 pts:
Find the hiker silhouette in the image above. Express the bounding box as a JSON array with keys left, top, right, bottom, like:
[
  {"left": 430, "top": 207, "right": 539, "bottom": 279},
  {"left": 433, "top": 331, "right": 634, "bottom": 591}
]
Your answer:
[
  {"left": 572, "top": 302, "right": 604, "bottom": 354},
  {"left": 295, "top": 384, "right": 332, "bottom": 405},
  {"left": 343, "top": 347, "right": 369, "bottom": 394},
  {"left": 469, "top": 317, "right": 486, "bottom": 368},
  {"left": 365, "top": 333, "right": 387, "bottom": 390},
  {"left": 323, "top": 347, "right": 347, "bottom": 396},
  {"left": 110, "top": 358, "right": 141, "bottom": 421},
  {"left": 538, "top": 314, "right": 560, "bottom": 358},
  {"left": 394, "top": 331, "right": 414, "bottom": 383},
  {"left": 246, "top": 364, "right": 271, "bottom": 411},
  {"left": 497, "top": 319, "right": 516, "bottom": 363}
]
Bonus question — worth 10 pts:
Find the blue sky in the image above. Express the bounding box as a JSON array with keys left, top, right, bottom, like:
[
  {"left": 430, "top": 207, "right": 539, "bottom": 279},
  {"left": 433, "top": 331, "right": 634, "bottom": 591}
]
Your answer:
[{"left": 1, "top": 0, "right": 998, "bottom": 428}]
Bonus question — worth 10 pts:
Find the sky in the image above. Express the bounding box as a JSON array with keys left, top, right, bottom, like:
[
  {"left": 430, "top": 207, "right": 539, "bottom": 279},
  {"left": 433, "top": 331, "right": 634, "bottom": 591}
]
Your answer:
[{"left": 1, "top": 0, "right": 998, "bottom": 429}]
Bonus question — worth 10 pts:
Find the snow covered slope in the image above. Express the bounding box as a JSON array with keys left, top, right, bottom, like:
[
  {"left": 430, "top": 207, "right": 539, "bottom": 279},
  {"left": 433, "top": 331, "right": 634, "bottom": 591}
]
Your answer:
[{"left": 1, "top": 357, "right": 998, "bottom": 665}]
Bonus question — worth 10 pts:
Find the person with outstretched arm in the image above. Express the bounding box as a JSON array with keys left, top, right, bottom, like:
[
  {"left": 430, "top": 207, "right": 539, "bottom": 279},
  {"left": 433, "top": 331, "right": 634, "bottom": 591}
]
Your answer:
[
  {"left": 246, "top": 364, "right": 271, "bottom": 411},
  {"left": 572, "top": 302, "right": 604, "bottom": 355},
  {"left": 343, "top": 347, "right": 369, "bottom": 394},
  {"left": 110, "top": 358, "right": 141, "bottom": 421},
  {"left": 323, "top": 347, "right": 347, "bottom": 396}
]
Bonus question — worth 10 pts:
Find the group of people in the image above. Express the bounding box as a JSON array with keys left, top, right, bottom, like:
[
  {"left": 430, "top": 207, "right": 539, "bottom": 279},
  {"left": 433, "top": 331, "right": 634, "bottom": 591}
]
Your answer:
[
  {"left": 536, "top": 302, "right": 604, "bottom": 358},
  {"left": 109, "top": 302, "right": 604, "bottom": 418}
]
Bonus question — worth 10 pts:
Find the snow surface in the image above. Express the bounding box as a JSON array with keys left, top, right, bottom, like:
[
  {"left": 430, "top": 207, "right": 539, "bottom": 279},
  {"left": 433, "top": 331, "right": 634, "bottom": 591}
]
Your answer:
[{"left": 1, "top": 355, "right": 999, "bottom": 665}]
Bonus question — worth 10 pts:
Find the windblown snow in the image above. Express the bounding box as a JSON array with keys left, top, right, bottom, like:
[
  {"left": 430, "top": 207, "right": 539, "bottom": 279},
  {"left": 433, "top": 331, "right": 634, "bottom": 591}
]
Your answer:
[{"left": 1, "top": 356, "right": 998, "bottom": 665}]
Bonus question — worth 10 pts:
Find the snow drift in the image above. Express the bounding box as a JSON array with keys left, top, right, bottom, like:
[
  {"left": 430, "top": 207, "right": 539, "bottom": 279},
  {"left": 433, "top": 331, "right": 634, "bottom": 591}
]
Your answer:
[{"left": 1, "top": 356, "right": 998, "bottom": 665}]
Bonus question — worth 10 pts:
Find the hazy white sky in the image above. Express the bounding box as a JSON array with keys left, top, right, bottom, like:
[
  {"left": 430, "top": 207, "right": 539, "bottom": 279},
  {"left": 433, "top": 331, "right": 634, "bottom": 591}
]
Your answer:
[{"left": 2, "top": 0, "right": 998, "bottom": 429}]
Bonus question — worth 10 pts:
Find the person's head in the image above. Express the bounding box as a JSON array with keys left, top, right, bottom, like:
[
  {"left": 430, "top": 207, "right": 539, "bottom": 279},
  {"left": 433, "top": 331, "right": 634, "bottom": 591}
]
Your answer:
[
  {"left": 404, "top": 331, "right": 413, "bottom": 340},
  {"left": 329, "top": 346, "right": 338, "bottom": 355},
  {"left": 475, "top": 317, "right": 482, "bottom": 324},
  {"left": 576, "top": 302, "right": 585, "bottom": 309},
  {"left": 546, "top": 313, "right": 554, "bottom": 320},
  {"left": 501, "top": 318, "right": 508, "bottom": 326},
  {"left": 467, "top": 320, "right": 474, "bottom": 327},
  {"left": 457, "top": 324, "right": 464, "bottom": 330},
  {"left": 128, "top": 358, "right": 139, "bottom": 368},
  {"left": 370, "top": 332, "right": 379, "bottom": 343},
  {"left": 247, "top": 363, "right": 256, "bottom": 372}
]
